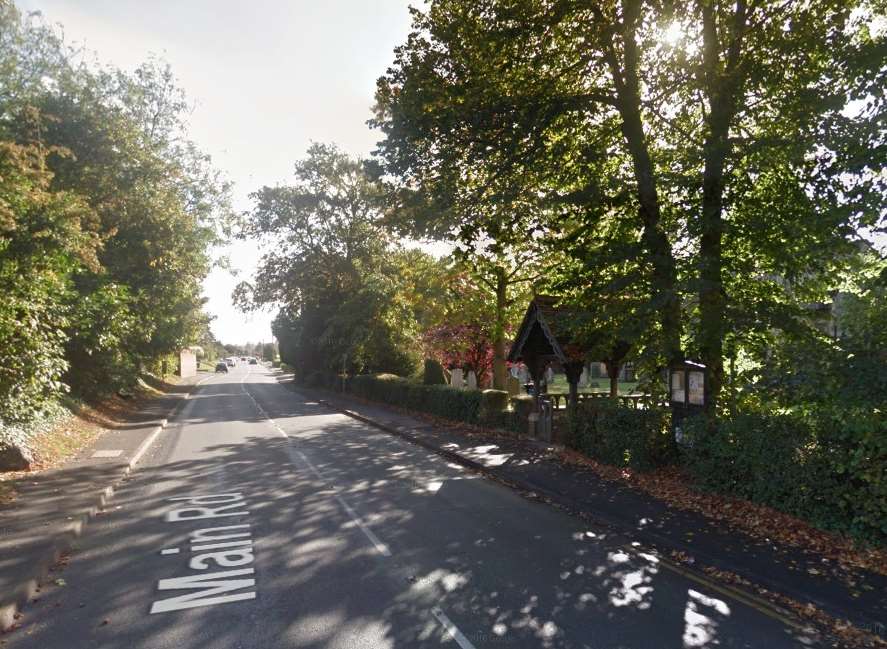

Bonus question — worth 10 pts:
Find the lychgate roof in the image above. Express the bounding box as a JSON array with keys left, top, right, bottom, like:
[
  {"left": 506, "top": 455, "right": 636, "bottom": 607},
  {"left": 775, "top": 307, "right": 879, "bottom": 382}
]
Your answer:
[{"left": 507, "top": 295, "right": 580, "bottom": 364}]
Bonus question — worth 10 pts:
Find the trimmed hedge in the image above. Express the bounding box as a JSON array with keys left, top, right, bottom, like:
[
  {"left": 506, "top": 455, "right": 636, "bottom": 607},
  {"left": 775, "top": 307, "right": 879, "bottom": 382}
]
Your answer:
[
  {"left": 349, "top": 374, "right": 482, "bottom": 424},
  {"left": 684, "top": 408, "right": 887, "bottom": 544},
  {"left": 567, "top": 399, "right": 673, "bottom": 471},
  {"left": 480, "top": 389, "right": 509, "bottom": 415},
  {"left": 479, "top": 406, "right": 526, "bottom": 436}
]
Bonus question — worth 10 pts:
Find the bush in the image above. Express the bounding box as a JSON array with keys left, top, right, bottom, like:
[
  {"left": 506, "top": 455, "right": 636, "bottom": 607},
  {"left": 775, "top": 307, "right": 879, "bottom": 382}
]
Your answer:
[
  {"left": 684, "top": 407, "right": 887, "bottom": 544},
  {"left": 422, "top": 358, "right": 447, "bottom": 385},
  {"left": 568, "top": 400, "right": 673, "bottom": 471},
  {"left": 349, "top": 373, "right": 482, "bottom": 424}
]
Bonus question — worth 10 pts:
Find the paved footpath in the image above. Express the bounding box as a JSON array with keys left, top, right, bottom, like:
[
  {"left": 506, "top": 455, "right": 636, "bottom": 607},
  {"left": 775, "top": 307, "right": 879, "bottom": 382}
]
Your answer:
[
  {"left": 0, "top": 373, "right": 208, "bottom": 630},
  {"left": 2, "top": 366, "right": 829, "bottom": 647}
]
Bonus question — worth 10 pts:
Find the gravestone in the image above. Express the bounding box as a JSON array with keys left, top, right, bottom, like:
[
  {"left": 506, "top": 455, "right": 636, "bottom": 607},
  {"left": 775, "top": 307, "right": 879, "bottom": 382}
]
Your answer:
[
  {"left": 450, "top": 368, "right": 464, "bottom": 389},
  {"left": 467, "top": 371, "right": 477, "bottom": 390},
  {"left": 506, "top": 376, "right": 521, "bottom": 396},
  {"left": 518, "top": 365, "right": 529, "bottom": 384},
  {"left": 545, "top": 366, "right": 555, "bottom": 383},
  {"left": 579, "top": 368, "right": 588, "bottom": 387}
]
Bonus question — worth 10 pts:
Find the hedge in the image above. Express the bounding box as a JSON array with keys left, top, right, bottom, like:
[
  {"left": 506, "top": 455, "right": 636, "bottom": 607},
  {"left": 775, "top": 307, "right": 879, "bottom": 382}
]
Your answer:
[
  {"left": 684, "top": 407, "right": 886, "bottom": 544},
  {"left": 480, "top": 389, "right": 509, "bottom": 415},
  {"left": 349, "top": 374, "right": 482, "bottom": 424},
  {"left": 567, "top": 399, "right": 673, "bottom": 471}
]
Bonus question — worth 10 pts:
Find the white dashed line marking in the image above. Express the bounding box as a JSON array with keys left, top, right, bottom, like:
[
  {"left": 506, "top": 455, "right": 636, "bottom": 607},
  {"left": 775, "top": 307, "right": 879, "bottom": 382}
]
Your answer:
[
  {"left": 240, "top": 369, "right": 392, "bottom": 557},
  {"left": 431, "top": 607, "right": 478, "bottom": 649}
]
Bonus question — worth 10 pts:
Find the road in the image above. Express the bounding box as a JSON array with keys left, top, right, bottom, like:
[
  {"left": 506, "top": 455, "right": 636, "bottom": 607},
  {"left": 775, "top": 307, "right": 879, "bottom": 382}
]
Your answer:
[{"left": 6, "top": 365, "right": 817, "bottom": 648}]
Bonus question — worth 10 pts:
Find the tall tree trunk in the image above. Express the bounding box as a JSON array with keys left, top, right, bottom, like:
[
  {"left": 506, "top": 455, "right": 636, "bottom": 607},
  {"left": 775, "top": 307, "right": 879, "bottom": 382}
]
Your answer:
[
  {"left": 699, "top": 0, "right": 748, "bottom": 418},
  {"left": 492, "top": 265, "right": 508, "bottom": 390},
  {"left": 604, "top": 1, "right": 683, "bottom": 365}
]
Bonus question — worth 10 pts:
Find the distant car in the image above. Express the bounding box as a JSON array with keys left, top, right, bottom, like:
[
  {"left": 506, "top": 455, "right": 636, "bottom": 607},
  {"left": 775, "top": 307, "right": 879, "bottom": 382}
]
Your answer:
[
  {"left": 249, "top": 358, "right": 258, "bottom": 365},
  {"left": 225, "top": 358, "right": 235, "bottom": 367},
  {"left": 215, "top": 362, "right": 229, "bottom": 373},
  {"left": 240, "top": 356, "right": 247, "bottom": 361}
]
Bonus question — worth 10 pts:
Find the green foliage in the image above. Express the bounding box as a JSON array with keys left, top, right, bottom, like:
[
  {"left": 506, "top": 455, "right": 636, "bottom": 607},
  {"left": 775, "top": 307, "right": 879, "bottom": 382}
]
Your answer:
[
  {"left": 422, "top": 358, "right": 446, "bottom": 385},
  {"left": 374, "top": 0, "right": 887, "bottom": 413},
  {"left": 0, "top": 6, "right": 227, "bottom": 429},
  {"left": 0, "top": 138, "right": 97, "bottom": 423},
  {"left": 242, "top": 144, "right": 442, "bottom": 379},
  {"left": 0, "top": 398, "right": 72, "bottom": 461},
  {"left": 684, "top": 408, "right": 886, "bottom": 544},
  {"left": 568, "top": 401, "right": 673, "bottom": 472},
  {"left": 0, "top": 267, "right": 71, "bottom": 423},
  {"left": 63, "top": 282, "right": 139, "bottom": 393},
  {"left": 349, "top": 374, "right": 482, "bottom": 424},
  {"left": 476, "top": 389, "right": 525, "bottom": 435},
  {"left": 684, "top": 413, "right": 814, "bottom": 511},
  {"left": 478, "top": 406, "right": 526, "bottom": 437},
  {"left": 479, "top": 389, "right": 508, "bottom": 415},
  {"left": 261, "top": 342, "right": 277, "bottom": 362}
]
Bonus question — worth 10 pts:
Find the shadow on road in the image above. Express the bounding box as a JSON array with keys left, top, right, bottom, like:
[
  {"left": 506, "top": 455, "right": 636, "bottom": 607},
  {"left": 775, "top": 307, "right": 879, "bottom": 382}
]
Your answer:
[{"left": 6, "top": 375, "right": 816, "bottom": 648}]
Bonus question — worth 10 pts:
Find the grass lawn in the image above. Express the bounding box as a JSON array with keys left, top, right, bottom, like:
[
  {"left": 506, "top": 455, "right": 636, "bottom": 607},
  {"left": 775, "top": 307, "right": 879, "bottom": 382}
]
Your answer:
[{"left": 545, "top": 374, "right": 640, "bottom": 395}]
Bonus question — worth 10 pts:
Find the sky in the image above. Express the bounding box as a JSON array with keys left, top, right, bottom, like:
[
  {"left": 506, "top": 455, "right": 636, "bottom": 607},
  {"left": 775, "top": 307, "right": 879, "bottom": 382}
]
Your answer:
[{"left": 18, "top": 0, "right": 416, "bottom": 345}]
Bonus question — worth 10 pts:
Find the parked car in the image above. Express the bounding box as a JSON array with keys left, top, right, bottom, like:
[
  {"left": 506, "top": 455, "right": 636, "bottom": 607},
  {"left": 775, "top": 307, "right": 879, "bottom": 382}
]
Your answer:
[{"left": 215, "top": 362, "right": 229, "bottom": 373}]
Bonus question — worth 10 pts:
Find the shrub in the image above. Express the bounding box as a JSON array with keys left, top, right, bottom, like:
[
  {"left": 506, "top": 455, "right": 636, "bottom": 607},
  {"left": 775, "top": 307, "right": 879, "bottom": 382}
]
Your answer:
[
  {"left": 568, "top": 400, "right": 673, "bottom": 471},
  {"left": 684, "top": 407, "right": 886, "bottom": 544},
  {"left": 349, "top": 374, "right": 482, "bottom": 424},
  {"left": 422, "top": 358, "right": 447, "bottom": 385}
]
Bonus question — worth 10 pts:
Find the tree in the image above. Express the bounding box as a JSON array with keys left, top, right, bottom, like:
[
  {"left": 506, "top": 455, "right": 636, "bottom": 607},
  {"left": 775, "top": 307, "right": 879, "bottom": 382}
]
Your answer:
[
  {"left": 0, "top": 138, "right": 99, "bottom": 422},
  {"left": 373, "top": 0, "right": 682, "bottom": 379},
  {"left": 30, "top": 60, "right": 227, "bottom": 389},
  {"left": 417, "top": 263, "right": 524, "bottom": 388},
  {"left": 0, "top": 5, "right": 228, "bottom": 423},
  {"left": 239, "top": 143, "right": 429, "bottom": 378},
  {"left": 374, "top": 0, "right": 887, "bottom": 418},
  {"left": 261, "top": 341, "right": 277, "bottom": 362}
]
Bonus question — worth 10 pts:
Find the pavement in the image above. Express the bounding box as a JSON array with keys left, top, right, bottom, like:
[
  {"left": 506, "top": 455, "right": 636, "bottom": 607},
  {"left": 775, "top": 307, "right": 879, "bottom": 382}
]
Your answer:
[
  {"left": 300, "top": 383, "right": 887, "bottom": 641},
  {"left": 0, "top": 365, "right": 867, "bottom": 647},
  {"left": 0, "top": 372, "right": 208, "bottom": 631}
]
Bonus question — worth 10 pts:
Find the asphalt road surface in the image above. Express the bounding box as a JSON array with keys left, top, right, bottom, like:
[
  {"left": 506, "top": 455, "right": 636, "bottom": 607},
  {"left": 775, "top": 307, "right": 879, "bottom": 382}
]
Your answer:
[{"left": 6, "top": 365, "right": 819, "bottom": 648}]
